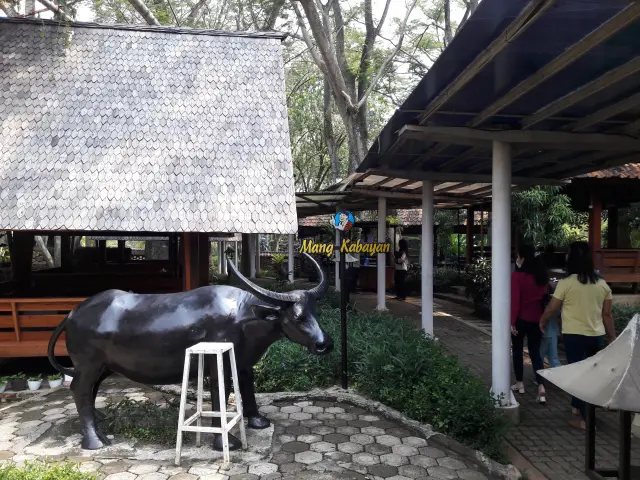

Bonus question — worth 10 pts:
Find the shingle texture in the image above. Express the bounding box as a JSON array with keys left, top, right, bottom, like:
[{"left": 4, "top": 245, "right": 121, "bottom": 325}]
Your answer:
[
  {"left": 579, "top": 163, "right": 640, "bottom": 180},
  {"left": 0, "top": 19, "right": 297, "bottom": 234}
]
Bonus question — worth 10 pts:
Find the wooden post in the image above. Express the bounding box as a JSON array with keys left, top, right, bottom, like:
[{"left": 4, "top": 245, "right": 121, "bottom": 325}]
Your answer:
[
  {"left": 118, "top": 240, "right": 126, "bottom": 263},
  {"left": 61, "top": 235, "right": 72, "bottom": 272},
  {"left": 197, "top": 234, "right": 210, "bottom": 288},
  {"left": 589, "top": 195, "right": 602, "bottom": 253},
  {"left": 98, "top": 240, "right": 107, "bottom": 269},
  {"left": 607, "top": 207, "right": 619, "bottom": 249},
  {"left": 480, "top": 209, "right": 485, "bottom": 256},
  {"left": 169, "top": 234, "right": 179, "bottom": 277},
  {"left": 466, "top": 207, "right": 474, "bottom": 264},
  {"left": 10, "top": 232, "right": 35, "bottom": 293},
  {"left": 183, "top": 233, "right": 192, "bottom": 291}
]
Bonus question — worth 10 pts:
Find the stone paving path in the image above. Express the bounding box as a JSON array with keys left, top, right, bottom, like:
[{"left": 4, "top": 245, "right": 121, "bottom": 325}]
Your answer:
[
  {"left": 0, "top": 376, "right": 491, "bottom": 480},
  {"left": 352, "top": 292, "right": 640, "bottom": 480}
]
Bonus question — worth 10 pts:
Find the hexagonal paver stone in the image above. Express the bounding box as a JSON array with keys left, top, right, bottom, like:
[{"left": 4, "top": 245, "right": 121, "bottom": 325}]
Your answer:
[
  {"left": 325, "top": 407, "right": 345, "bottom": 414},
  {"left": 104, "top": 474, "right": 137, "bottom": 480},
  {"left": 293, "top": 401, "right": 312, "bottom": 407},
  {"left": 129, "top": 464, "right": 161, "bottom": 475},
  {"left": 302, "top": 406, "right": 323, "bottom": 414},
  {"left": 367, "top": 464, "right": 398, "bottom": 478},
  {"left": 279, "top": 462, "right": 305, "bottom": 474},
  {"left": 290, "top": 412, "right": 313, "bottom": 421},
  {"left": 392, "top": 444, "right": 419, "bottom": 457},
  {"left": 348, "top": 419, "right": 370, "bottom": 428},
  {"left": 352, "top": 452, "right": 380, "bottom": 466},
  {"left": 458, "top": 469, "right": 489, "bottom": 480},
  {"left": 376, "top": 435, "right": 402, "bottom": 447},
  {"left": 311, "top": 426, "right": 335, "bottom": 435},
  {"left": 228, "top": 474, "right": 258, "bottom": 480},
  {"left": 101, "top": 461, "right": 133, "bottom": 475},
  {"left": 282, "top": 441, "right": 310, "bottom": 453},
  {"left": 259, "top": 405, "right": 278, "bottom": 414},
  {"left": 281, "top": 406, "right": 301, "bottom": 414},
  {"left": 385, "top": 477, "right": 413, "bottom": 480},
  {"left": 419, "top": 446, "right": 446, "bottom": 458},
  {"left": 167, "top": 474, "right": 197, "bottom": 480},
  {"left": 401, "top": 436, "right": 427, "bottom": 447},
  {"left": 325, "top": 451, "right": 352, "bottom": 463},
  {"left": 410, "top": 455, "right": 437, "bottom": 468},
  {"left": 438, "top": 456, "right": 467, "bottom": 470},
  {"left": 323, "top": 433, "right": 349, "bottom": 444},
  {"left": 248, "top": 463, "right": 278, "bottom": 476},
  {"left": 286, "top": 425, "right": 310, "bottom": 436},
  {"left": 188, "top": 465, "right": 221, "bottom": 476},
  {"left": 402, "top": 464, "right": 432, "bottom": 479},
  {"left": 310, "top": 441, "right": 337, "bottom": 453},
  {"left": 271, "top": 452, "right": 294, "bottom": 465},
  {"left": 78, "top": 462, "right": 102, "bottom": 473},
  {"left": 338, "top": 442, "right": 364, "bottom": 454},
  {"left": 359, "top": 415, "right": 380, "bottom": 422},
  {"left": 138, "top": 474, "right": 168, "bottom": 480},
  {"left": 336, "top": 426, "right": 359, "bottom": 436},
  {"left": 361, "top": 426, "right": 386, "bottom": 436},
  {"left": 365, "top": 443, "right": 392, "bottom": 456},
  {"left": 427, "top": 466, "right": 457, "bottom": 479},
  {"left": 350, "top": 434, "right": 374, "bottom": 445},
  {"left": 336, "top": 413, "right": 357, "bottom": 421},
  {"left": 295, "top": 450, "right": 323, "bottom": 465},
  {"left": 380, "top": 453, "right": 409, "bottom": 467},
  {"left": 297, "top": 434, "right": 322, "bottom": 444}
]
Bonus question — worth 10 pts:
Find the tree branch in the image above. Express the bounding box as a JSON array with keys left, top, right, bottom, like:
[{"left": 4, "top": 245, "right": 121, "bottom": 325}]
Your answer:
[
  {"left": 356, "top": 0, "right": 418, "bottom": 109},
  {"left": 291, "top": 1, "right": 328, "bottom": 76},
  {"left": 374, "top": 0, "right": 391, "bottom": 37},
  {"left": 0, "top": 1, "right": 19, "bottom": 16},
  {"left": 127, "top": 0, "right": 161, "bottom": 25},
  {"left": 185, "top": 0, "right": 208, "bottom": 26},
  {"left": 38, "top": 0, "right": 73, "bottom": 20}
]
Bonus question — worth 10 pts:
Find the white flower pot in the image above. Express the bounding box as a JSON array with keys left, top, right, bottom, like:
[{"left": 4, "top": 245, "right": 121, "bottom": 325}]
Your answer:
[
  {"left": 64, "top": 374, "right": 73, "bottom": 383},
  {"left": 0, "top": 383, "right": 6, "bottom": 394},
  {"left": 27, "top": 380, "right": 42, "bottom": 391},
  {"left": 48, "top": 378, "right": 63, "bottom": 389}
]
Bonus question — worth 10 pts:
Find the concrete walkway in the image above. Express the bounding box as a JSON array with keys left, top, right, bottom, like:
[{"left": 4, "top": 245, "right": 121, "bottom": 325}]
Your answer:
[{"left": 351, "top": 293, "right": 640, "bottom": 480}]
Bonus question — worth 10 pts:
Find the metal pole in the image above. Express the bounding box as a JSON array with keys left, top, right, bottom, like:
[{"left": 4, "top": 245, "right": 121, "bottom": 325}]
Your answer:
[
  {"left": 249, "top": 234, "right": 256, "bottom": 279},
  {"left": 335, "top": 209, "right": 340, "bottom": 291},
  {"left": 491, "top": 140, "right": 512, "bottom": 406},
  {"left": 234, "top": 240, "right": 238, "bottom": 266},
  {"left": 376, "top": 197, "right": 387, "bottom": 310},
  {"left": 288, "top": 234, "right": 295, "bottom": 284},
  {"left": 339, "top": 228, "right": 347, "bottom": 390},
  {"left": 422, "top": 181, "right": 434, "bottom": 335}
]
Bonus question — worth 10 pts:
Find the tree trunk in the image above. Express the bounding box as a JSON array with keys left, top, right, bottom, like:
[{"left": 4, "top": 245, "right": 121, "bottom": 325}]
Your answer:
[
  {"left": 324, "top": 78, "right": 340, "bottom": 183},
  {"left": 35, "top": 236, "right": 54, "bottom": 268},
  {"left": 25, "top": 0, "right": 35, "bottom": 15},
  {"left": 345, "top": 112, "right": 367, "bottom": 174},
  {"left": 444, "top": 0, "right": 453, "bottom": 46},
  {"left": 54, "top": 236, "right": 62, "bottom": 267}
]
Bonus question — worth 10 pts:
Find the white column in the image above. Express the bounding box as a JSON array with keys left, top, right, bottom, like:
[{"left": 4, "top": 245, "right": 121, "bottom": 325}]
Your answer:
[
  {"left": 249, "top": 234, "right": 256, "bottom": 278},
  {"left": 255, "top": 234, "right": 261, "bottom": 277},
  {"left": 376, "top": 197, "right": 387, "bottom": 310},
  {"left": 288, "top": 234, "right": 295, "bottom": 284},
  {"left": 492, "top": 141, "right": 512, "bottom": 407},
  {"left": 234, "top": 240, "right": 239, "bottom": 266},
  {"left": 335, "top": 210, "right": 340, "bottom": 291},
  {"left": 217, "top": 241, "right": 222, "bottom": 274},
  {"left": 422, "top": 181, "right": 434, "bottom": 335},
  {"left": 221, "top": 241, "right": 227, "bottom": 275}
]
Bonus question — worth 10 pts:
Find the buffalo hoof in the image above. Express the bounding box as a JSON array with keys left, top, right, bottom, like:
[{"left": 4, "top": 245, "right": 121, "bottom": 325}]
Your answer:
[
  {"left": 81, "top": 435, "right": 106, "bottom": 450},
  {"left": 97, "top": 430, "right": 111, "bottom": 446},
  {"left": 247, "top": 414, "right": 270, "bottom": 429},
  {"left": 213, "top": 433, "right": 243, "bottom": 451}
]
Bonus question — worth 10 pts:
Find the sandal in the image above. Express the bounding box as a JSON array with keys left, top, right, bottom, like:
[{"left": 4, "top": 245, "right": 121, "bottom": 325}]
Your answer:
[
  {"left": 511, "top": 383, "right": 525, "bottom": 394},
  {"left": 569, "top": 419, "right": 586, "bottom": 430},
  {"left": 537, "top": 394, "right": 547, "bottom": 405}
]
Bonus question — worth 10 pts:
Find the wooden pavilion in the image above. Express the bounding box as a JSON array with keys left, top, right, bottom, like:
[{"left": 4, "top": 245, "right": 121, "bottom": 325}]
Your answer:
[{"left": 0, "top": 18, "right": 297, "bottom": 357}]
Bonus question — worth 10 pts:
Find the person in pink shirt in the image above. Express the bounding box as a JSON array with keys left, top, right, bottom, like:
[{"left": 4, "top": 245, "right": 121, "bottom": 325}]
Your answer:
[{"left": 511, "top": 244, "right": 549, "bottom": 404}]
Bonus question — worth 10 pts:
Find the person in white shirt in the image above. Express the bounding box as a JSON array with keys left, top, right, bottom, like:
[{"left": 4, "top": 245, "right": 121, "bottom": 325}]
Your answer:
[{"left": 394, "top": 239, "right": 409, "bottom": 300}]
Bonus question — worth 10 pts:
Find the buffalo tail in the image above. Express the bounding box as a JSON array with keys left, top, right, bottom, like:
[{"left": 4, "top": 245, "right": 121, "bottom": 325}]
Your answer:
[{"left": 47, "top": 310, "right": 75, "bottom": 378}]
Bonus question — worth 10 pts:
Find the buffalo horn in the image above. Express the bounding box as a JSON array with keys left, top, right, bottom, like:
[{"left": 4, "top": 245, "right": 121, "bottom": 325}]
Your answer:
[
  {"left": 227, "top": 257, "right": 299, "bottom": 306},
  {"left": 304, "top": 253, "right": 328, "bottom": 299}
]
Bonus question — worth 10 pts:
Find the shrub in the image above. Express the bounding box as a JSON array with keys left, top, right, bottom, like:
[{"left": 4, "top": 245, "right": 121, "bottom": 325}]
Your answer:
[
  {"left": 404, "top": 265, "right": 460, "bottom": 295},
  {"left": 463, "top": 257, "right": 492, "bottom": 316},
  {"left": 612, "top": 303, "right": 639, "bottom": 334},
  {"left": 0, "top": 461, "right": 95, "bottom": 480},
  {"left": 254, "top": 304, "right": 510, "bottom": 462}
]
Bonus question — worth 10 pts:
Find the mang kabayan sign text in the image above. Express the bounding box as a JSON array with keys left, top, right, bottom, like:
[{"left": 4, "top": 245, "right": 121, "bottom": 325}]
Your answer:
[{"left": 300, "top": 239, "right": 391, "bottom": 257}]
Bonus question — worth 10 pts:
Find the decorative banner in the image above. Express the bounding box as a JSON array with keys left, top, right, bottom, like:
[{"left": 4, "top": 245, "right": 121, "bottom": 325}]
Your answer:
[{"left": 333, "top": 211, "right": 355, "bottom": 231}]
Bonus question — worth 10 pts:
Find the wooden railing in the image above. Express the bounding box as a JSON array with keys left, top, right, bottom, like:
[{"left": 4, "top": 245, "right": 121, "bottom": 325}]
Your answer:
[
  {"left": 0, "top": 298, "right": 85, "bottom": 358},
  {"left": 594, "top": 249, "right": 640, "bottom": 286}
]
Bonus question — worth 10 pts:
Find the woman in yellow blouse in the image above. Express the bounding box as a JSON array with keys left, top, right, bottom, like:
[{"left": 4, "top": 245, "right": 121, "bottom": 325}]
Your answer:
[{"left": 540, "top": 241, "right": 616, "bottom": 430}]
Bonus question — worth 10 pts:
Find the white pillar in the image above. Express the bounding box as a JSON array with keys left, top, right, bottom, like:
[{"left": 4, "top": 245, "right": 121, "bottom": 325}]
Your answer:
[
  {"left": 491, "top": 140, "right": 512, "bottom": 407},
  {"left": 221, "top": 241, "right": 227, "bottom": 275},
  {"left": 421, "top": 181, "right": 434, "bottom": 335},
  {"left": 376, "top": 197, "right": 387, "bottom": 311},
  {"left": 217, "top": 241, "right": 222, "bottom": 274},
  {"left": 255, "top": 234, "right": 261, "bottom": 277},
  {"left": 249, "top": 234, "right": 256, "bottom": 278},
  {"left": 234, "top": 240, "right": 239, "bottom": 266},
  {"left": 288, "top": 234, "right": 295, "bottom": 284},
  {"left": 335, "top": 209, "right": 340, "bottom": 291}
]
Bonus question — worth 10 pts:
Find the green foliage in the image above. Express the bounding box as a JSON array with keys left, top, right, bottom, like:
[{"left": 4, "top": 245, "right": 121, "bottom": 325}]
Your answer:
[
  {"left": 9, "top": 373, "right": 26, "bottom": 380},
  {"left": 404, "top": 264, "right": 460, "bottom": 294},
  {"left": 512, "top": 186, "right": 579, "bottom": 247},
  {"left": 0, "top": 376, "right": 9, "bottom": 385},
  {"left": 27, "top": 375, "right": 41, "bottom": 382},
  {"left": 254, "top": 305, "right": 510, "bottom": 461},
  {"left": 463, "top": 258, "right": 492, "bottom": 316},
  {"left": 47, "top": 373, "right": 62, "bottom": 380},
  {"left": 0, "top": 461, "right": 95, "bottom": 480},
  {"left": 612, "top": 304, "right": 639, "bottom": 335},
  {"left": 99, "top": 397, "right": 187, "bottom": 446},
  {"left": 0, "top": 244, "right": 10, "bottom": 265}
]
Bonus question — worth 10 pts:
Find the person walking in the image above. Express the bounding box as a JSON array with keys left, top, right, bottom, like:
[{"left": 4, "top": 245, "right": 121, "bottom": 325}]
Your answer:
[
  {"left": 540, "top": 241, "right": 616, "bottom": 429},
  {"left": 394, "top": 239, "right": 409, "bottom": 301},
  {"left": 511, "top": 244, "right": 549, "bottom": 404},
  {"left": 540, "top": 280, "right": 562, "bottom": 369}
]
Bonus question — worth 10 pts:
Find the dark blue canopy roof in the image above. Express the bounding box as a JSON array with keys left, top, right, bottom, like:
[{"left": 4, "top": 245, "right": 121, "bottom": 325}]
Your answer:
[{"left": 358, "top": 0, "right": 640, "bottom": 181}]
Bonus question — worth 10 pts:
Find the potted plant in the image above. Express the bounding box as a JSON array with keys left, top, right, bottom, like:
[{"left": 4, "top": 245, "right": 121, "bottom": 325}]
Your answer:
[
  {"left": 0, "top": 376, "right": 8, "bottom": 394},
  {"left": 47, "top": 373, "right": 63, "bottom": 389},
  {"left": 10, "top": 373, "right": 27, "bottom": 391},
  {"left": 27, "top": 375, "right": 42, "bottom": 391}
]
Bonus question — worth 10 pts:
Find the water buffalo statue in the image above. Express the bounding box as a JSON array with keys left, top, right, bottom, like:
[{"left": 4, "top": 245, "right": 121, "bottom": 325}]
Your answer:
[{"left": 47, "top": 252, "right": 332, "bottom": 451}]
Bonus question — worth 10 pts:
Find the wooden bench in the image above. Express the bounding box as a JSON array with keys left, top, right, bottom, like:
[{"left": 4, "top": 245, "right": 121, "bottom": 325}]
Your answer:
[
  {"left": 0, "top": 298, "right": 84, "bottom": 357},
  {"left": 593, "top": 249, "right": 640, "bottom": 288}
]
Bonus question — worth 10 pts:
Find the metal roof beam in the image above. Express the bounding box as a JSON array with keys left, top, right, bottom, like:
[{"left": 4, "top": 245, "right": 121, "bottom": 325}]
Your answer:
[
  {"left": 562, "top": 92, "right": 640, "bottom": 132},
  {"left": 366, "top": 168, "right": 567, "bottom": 186},
  {"left": 417, "top": 0, "right": 557, "bottom": 124},
  {"left": 521, "top": 57, "right": 640, "bottom": 129},
  {"left": 469, "top": 3, "right": 640, "bottom": 127},
  {"left": 350, "top": 187, "right": 477, "bottom": 203},
  {"left": 440, "top": 146, "right": 486, "bottom": 172},
  {"left": 400, "top": 125, "right": 640, "bottom": 151},
  {"left": 535, "top": 151, "right": 632, "bottom": 176}
]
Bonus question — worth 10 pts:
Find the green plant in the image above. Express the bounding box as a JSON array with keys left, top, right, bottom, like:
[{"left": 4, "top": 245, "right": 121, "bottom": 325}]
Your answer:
[
  {"left": 271, "top": 253, "right": 289, "bottom": 281},
  {"left": 0, "top": 244, "right": 10, "bottom": 265},
  {"left": 99, "top": 397, "right": 189, "bottom": 446},
  {"left": 254, "top": 305, "right": 510, "bottom": 462},
  {"left": 463, "top": 258, "right": 492, "bottom": 316},
  {"left": 47, "top": 373, "right": 62, "bottom": 380},
  {"left": 0, "top": 376, "right": 8, "bottom": 385},
  {"left": 612, "top": 304, "right": 639, "bottom": 335},
  {"left": 10, "top": 373, "right": 26, "bottom": 380},
  {"left": 27, "top": 375, "right": 41, "bottom": 382},
  {"left": 0, "top": 460, "right": 95, "bottom": 480}
]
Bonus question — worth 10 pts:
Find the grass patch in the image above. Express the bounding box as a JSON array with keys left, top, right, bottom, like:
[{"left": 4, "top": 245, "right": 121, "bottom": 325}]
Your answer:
[
  {"left": 612, "top": 303, "right": 639, "bottom": 335},
  {"left": 0, "top": 461, "right": 95, "bottom": 480}
]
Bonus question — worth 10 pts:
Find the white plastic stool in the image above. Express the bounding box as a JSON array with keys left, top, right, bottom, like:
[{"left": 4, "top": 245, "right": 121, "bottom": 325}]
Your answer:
[{"left": 175, "top": 342, "right": 247, "bottom": 466}]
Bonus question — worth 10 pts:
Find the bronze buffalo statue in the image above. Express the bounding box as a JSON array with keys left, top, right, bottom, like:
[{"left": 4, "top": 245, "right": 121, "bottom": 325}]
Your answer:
[{"left": 48, "top": 252, "right": 332, "bottom": 451}]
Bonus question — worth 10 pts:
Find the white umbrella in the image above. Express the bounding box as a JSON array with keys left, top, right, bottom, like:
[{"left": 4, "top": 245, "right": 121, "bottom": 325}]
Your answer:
[{"left": 538, "top": 315, "right": 640, "bottom": 412}]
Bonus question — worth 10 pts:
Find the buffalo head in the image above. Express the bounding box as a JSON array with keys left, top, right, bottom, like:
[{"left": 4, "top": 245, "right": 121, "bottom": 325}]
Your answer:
[{"left": 227, "top": 253, "right": 333, "bottom": 355}]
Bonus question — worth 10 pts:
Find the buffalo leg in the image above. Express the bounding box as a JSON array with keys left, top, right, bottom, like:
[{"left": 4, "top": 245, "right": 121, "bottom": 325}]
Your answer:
[
  {"left": 71, "top": 365, "right": 106, "bottom": 450},
  {"left": 240, "top": 368, "right": 270, "bottom": 429},
  {"left": 92, "top": 371, "right": 113, "bottom": 446},
  {"left": 209, "top": 355, "right": 242, "bottom": 451}
]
